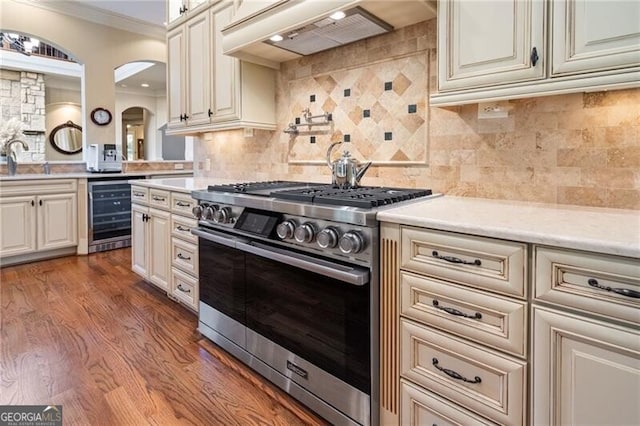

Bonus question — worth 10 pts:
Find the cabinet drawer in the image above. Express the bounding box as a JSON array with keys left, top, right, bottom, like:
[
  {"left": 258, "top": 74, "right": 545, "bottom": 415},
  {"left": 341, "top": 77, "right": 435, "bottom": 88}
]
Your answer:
[
  {"left": 171, "top": 192, "right": 196, "bottom": 215},
  {"left": 171, "top": 215, "right": 198, "bottom": 244},
  {"left": 401, "top": 319, "right": 526, "bottom": 426},
  {"left": 149, "top": 189, "right": 170, "bottom": 209},
  {"left": 534, "top": 246, "right": 640, "bottom": 326},
  {"left": 0, "top": 179, "right": 77, "bottom": 196},
  {"left": 171, "top": 267, "right": 198, "bottom": 312},
  {"left": 171, "top": 237, "right": 198, "bottom": 276},
  {"left": 131, "top": 186, "right": 149, "bottom": 204},
  {"left": 401, "top": 227, "right": 527, "bottom": 298},
  {"left": 400, "top": 379, "right": 497, "bottom": 426},
  {"left": 401, "top": 272, "right": 527, "bottom": 357}
]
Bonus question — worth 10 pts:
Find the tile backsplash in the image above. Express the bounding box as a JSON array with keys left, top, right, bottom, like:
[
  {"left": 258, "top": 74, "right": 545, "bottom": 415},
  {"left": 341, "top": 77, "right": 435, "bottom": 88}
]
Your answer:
[{"left": 196, "top": 19, "right": 640, "bottom": 210}]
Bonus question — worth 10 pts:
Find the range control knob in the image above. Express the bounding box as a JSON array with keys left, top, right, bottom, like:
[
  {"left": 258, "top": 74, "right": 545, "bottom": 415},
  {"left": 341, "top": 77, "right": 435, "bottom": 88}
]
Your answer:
[
  {"left": 294, "top": 223, "right": 316, "bottom": 243},
  {"left": 192, "top": 204, "right": 204, "bottom": 219},
  {"left": 213, "top": 207, "right": 232, "bottom": 224},
  {"left": 339, "top": 231, "right": 364, "bottom": 254},
  {"left": 276, "top": 220, "right": 296, "bottom": 239},
  {"left": 204, "top": 205, "right": 217, "bottom": 220},
  {"left": 317, "top": 227, "right": 339, "bottom": 248}
]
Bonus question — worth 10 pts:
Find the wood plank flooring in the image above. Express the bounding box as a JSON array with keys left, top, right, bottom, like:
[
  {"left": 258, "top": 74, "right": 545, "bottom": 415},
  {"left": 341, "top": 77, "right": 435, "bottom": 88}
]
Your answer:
[{"left": 0, "top": 249, "right": 328, "bottom": 425}]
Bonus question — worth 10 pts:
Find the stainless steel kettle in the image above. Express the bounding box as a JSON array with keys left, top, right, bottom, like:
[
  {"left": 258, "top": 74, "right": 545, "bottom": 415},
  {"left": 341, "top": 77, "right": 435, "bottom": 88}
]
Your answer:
[{"left": 326, "top": 141, "right": 372, "bottom": 189}]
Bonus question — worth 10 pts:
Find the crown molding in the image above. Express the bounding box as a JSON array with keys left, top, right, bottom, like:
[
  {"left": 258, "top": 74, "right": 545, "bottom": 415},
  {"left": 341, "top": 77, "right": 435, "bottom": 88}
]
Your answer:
[{"left": 14, "top": 0, "right": 166, "bottom": 40}]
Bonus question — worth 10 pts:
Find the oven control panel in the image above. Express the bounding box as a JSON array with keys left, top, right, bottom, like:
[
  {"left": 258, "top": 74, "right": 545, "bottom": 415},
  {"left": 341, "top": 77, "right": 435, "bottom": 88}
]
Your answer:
[{"left": 193, "top": 203, "right": 374, "bottom": 263}]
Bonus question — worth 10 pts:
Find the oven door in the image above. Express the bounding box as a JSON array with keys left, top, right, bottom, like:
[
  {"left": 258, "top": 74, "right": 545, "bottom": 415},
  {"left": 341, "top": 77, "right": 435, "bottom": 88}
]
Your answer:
[{"left": 195, "top": 228, "right": 372, "bottom": 424}]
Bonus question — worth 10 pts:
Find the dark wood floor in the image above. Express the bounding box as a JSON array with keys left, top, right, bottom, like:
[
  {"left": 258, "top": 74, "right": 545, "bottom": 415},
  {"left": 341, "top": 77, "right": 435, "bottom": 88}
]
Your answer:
[{"left": 0, "top": 249, "right": 328, "bottom": 425}]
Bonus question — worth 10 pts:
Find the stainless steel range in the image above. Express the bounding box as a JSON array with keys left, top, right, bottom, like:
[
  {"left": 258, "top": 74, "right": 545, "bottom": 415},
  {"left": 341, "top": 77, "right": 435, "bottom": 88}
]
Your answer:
[{"left": 190, "top": 181, "right": 436, "bottom": 426}]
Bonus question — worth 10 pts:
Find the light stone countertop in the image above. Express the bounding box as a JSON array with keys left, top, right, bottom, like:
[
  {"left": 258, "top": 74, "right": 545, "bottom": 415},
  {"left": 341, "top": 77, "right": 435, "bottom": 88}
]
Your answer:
[
  {"left": 377, "top": 196, "right": 640, "bottom": 258},
  {"left": 0, "top": 170, "right": 193, "bottom": 181},
  {"left": 128, "top": 177, "right": 238, "bottom": 194}
]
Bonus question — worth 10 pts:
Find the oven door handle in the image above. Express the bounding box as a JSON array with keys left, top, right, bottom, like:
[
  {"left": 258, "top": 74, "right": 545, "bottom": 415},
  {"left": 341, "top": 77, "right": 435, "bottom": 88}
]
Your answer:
[
  {"left": 191, "top": 228, "right": 244, "bottom": 249},
  {"left": 237, "top": 241, "right": 370, "bottom": 286}
]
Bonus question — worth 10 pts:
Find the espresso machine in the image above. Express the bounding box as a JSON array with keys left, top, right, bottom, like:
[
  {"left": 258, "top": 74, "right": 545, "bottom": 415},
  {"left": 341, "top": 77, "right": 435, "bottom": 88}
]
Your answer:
[{"left": 87, "top": 143, "right": 122, "bottom": 173}]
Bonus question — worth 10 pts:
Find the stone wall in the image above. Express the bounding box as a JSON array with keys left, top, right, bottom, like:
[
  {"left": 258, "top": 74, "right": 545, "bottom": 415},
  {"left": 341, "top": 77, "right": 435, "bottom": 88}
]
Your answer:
[{"left": 0, "top": 69, "right": 46, "bottom": 161}]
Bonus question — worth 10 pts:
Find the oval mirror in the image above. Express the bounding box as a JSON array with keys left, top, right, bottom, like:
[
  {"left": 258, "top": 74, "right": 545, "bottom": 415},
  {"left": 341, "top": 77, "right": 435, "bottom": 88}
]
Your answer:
[{"left": 49, "top": 120, "right": 82, "bottom": 154}]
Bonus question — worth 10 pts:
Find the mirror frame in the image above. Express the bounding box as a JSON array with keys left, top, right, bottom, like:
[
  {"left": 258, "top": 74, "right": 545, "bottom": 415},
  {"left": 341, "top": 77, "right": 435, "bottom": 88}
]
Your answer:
[{"left": 49, "top": 120, "right": 83, "bottom": 155}]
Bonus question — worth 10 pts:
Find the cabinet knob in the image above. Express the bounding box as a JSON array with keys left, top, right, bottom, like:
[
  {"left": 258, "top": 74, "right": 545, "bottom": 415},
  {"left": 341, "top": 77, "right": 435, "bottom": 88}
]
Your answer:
[{"left": 531, "top": 47, "right": 539, "bottom": 66}]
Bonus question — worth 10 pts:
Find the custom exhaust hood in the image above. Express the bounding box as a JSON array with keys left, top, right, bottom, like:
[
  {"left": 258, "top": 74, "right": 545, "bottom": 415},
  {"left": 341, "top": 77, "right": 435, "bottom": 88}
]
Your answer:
[{"left": 221, "top": 0, "right": 437, "bottom": 69}]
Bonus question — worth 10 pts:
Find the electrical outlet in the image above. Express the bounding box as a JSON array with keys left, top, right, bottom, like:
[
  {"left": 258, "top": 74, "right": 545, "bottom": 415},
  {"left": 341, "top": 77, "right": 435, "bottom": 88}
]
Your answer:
[
  {"left": 478, "top": 101, "right": 510, "bottom": 119},
  {"left": 174, "top": 163, "right": 184, "bottom": 170}
]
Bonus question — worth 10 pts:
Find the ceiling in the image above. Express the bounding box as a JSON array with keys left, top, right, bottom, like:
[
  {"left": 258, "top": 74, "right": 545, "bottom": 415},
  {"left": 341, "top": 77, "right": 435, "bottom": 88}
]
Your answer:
[{"left": 74, "top": 0, "right": 167, "bottom": 27}]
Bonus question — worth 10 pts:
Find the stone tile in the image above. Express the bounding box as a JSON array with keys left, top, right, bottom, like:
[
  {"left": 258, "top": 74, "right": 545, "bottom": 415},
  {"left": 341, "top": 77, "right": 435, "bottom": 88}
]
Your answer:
[
  {"left": 607, "top": 146, "right": 640, "bottom": 168},
  {"left": 557, "top": 148, "right": 607, "bottom": 167},
  {"left": 557, "top": 186, "right": 608, "bottom": 208}
]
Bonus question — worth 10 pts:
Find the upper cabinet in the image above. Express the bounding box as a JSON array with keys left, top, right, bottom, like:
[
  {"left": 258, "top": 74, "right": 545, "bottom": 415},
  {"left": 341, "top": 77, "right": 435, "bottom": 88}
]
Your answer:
[
  {"left": 437, "top": 0, "right": 545, "bottom": 92},
  {"left": 166, "top": 0, "right": 277, "bottom": 134},
  {"left": 551, "top": 0, "right": 640, "bottom": 75},
  {"left": 167, "top": 0, "right": 210, "bottom": 26},
  {"left": 431, "top": 0, "right": 640, "bottom": 106}
]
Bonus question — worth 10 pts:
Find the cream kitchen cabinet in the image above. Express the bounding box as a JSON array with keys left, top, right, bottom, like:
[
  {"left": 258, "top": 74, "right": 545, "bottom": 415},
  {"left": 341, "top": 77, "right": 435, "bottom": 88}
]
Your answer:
[
  {"left": 380, "top": 224, "right": 528, "bottom": 426},
  {"left": 532, "top": 306, "right": 640, "bottom": 426},
  {"left": 167, "top": 9, "right": 211, "bottom": 129},
  {"left": 432, "top": 0, "right": 640, "bottom": 106},
  {"left": 167, "top": 0, "right": 209, "bottom": 27},
  {"left": 0, "top": 179, "right": 77, "bottom": 265},
  {"left": 169, "top": 191, "right": 199, "bottom": 312},
  {"left": 436, "top": 0, "right": 545, "bottom": 92},
  {"left": 131, "top": 184, "right": 199, "bottom": 312},
  {"left": 166, "top": 0, "right": 276, "bottom": 134},
  {"left": 532, "top": 245, "right": 640, "bottom": 425},
  {"left": 131, "top": 186, "right": 171, "bottom": 292}
]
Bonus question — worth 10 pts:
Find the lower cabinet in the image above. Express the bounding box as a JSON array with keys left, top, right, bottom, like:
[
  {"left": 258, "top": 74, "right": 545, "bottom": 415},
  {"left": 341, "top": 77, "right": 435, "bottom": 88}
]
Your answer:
[
  {"left": 532, "top": 306, "right": 640, "bottom": 426},
  {"left": 0, "top": 179, "right": 78, "bottom": 264},
  {"left": 131, "top": 203, "right": 170, "bottom": 291},
  {"left": 381, "top": 222, "right": 639, "bottom": 426},
  {"left": 131, "top": 186, "right": 198, "bottom": 312},
  {"left": 400, "top": 380, "right": 497, "bottom": 426}
]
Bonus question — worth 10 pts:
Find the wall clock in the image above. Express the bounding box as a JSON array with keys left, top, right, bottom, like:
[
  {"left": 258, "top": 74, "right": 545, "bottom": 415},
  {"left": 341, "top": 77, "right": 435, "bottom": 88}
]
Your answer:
[{"left": 91, "top": 107, "right": 112, "bottom": 126}]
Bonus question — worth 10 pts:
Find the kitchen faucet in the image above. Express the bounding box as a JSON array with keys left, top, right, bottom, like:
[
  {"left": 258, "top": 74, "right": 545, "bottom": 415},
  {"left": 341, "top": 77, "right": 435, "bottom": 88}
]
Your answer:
[{"left": 4, "top": 139, "right": 29, "bottom": 176}]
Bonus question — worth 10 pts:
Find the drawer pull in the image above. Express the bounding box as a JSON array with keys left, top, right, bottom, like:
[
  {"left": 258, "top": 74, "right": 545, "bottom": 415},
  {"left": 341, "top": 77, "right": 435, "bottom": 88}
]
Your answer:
[
  {"left": 588, "top": 278, "right": 640, "bottom": 299},
  {"left": 176, "top": 201, "right": 191, "bottom": 207},
  {"left": 152, "top": 195, "right": 166, "bottom": 202},
  {"left": 176, "top": 225, "right": 191, "bottom": 232},
  {"left": 133, "top": 192, "right": 145, "bottom": 197},
  {"left": 432, "top": 251, "right": 481, "bottom": 266},
  {"left": 177, "top": 253, "right": 191, "bottom": 261},
  {"left": 432, "top": 358, "right": 481, "bottom": 384},
  {"left": 177, "top": 284, "right": 191, "bottom": 294},
  {"left": 432, "top": 300, "right": 482, "bottom": 319}
]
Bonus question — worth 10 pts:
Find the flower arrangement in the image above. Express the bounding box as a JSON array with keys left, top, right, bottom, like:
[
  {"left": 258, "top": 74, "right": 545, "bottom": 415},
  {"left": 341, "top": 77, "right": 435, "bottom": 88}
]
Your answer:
[{"left": 0, "top": 117, "right": 25, "bottom": 156}]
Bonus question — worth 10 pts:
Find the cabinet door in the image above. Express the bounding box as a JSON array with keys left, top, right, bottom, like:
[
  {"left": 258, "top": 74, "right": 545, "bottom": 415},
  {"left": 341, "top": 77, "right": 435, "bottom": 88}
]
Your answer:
[
  {"left": 148, "top": 208, "right": 171, "bottom": 291},
  {"left": 131, "top": 204, "right": 148, "bottom": 277},
  {"left": 167, "top": 0, "right": 185, "bottom": 25},
  {"left": 167, "top": 25, "right": 186, "bottom": 129},
  {"left": 438, "top": 0, "right": 546, "bottom": 91},
  {"left": 552, "top": 0, "right": 640, "bottom": 75},
  {"left": 0, "top": 196, "right": 36, "bottom": 257},
  {"left": 533, "top": 306, "right": 640, "bottom": 425},
  {"left": 186, "top": 10, "right": 212, "bottom": 126},
  {"left": 210, "top": 2, "right": 240, "bottom": 122},
  {"left": 37, "top": 193, "right": 77, "bottom": 251}
]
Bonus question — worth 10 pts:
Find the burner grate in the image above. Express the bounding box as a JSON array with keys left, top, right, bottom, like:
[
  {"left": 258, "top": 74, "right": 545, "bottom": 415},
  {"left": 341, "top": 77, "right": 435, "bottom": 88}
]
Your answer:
[
  {"left": 273, "top": 186, "right": 432, "bottom": 208},
  {"left": 207, "top": 181, "right": 313, "bottom": 193}
]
